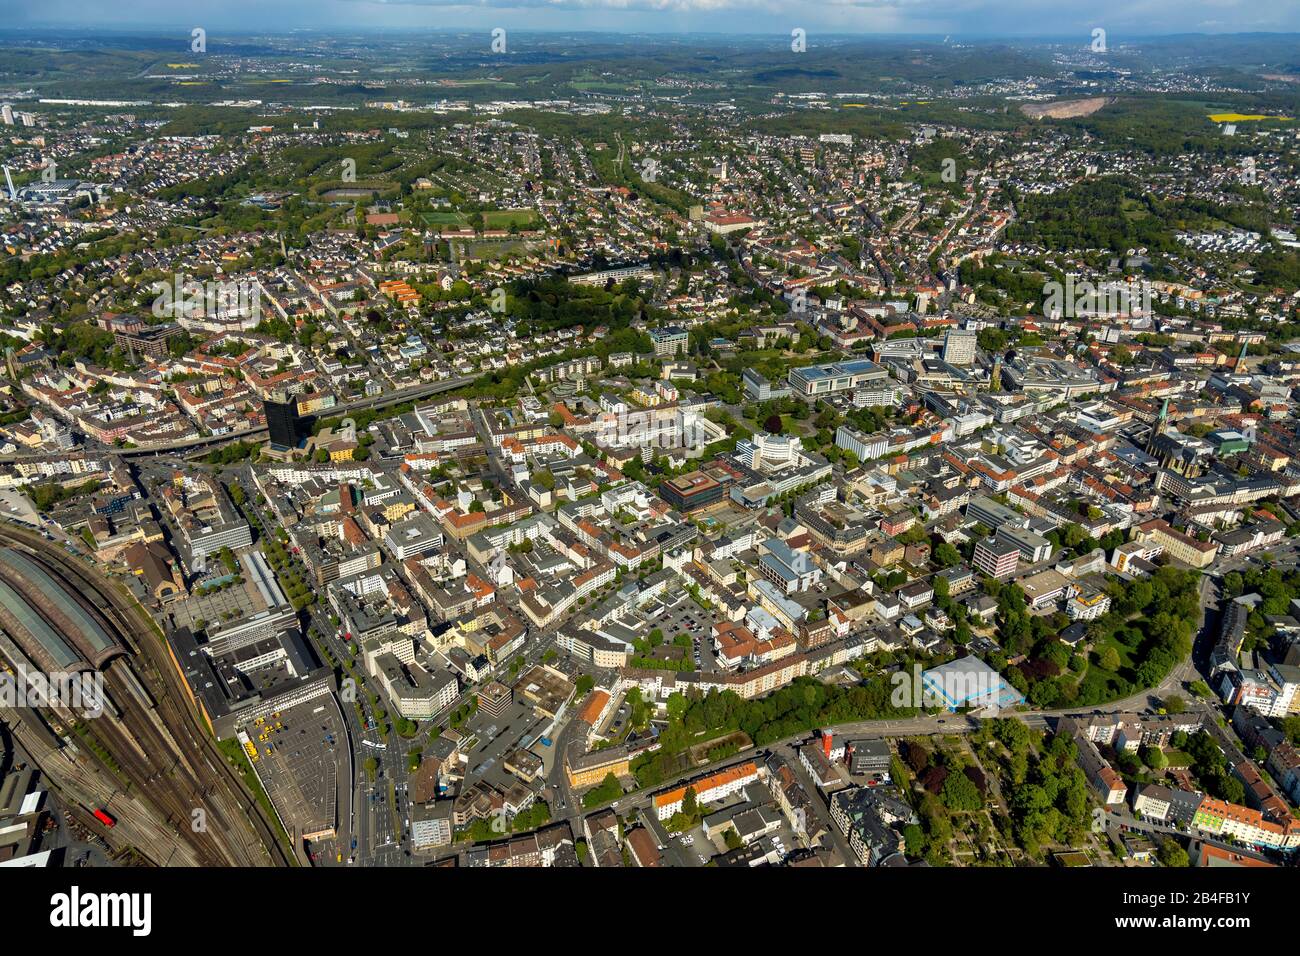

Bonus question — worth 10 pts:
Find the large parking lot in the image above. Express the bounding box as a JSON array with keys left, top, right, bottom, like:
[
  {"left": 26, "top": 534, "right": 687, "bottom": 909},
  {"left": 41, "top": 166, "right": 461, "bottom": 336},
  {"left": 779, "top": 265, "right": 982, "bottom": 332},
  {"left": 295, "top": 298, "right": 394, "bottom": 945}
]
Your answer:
[
  {"left": 641, "top": 592, "right": 717, "bottom": 671},
  {"left": 244, "top": 695, "right": 350, "bottom": 849},
  {"left": 462, "top": 697, "right": 549, "bottom": 793}
]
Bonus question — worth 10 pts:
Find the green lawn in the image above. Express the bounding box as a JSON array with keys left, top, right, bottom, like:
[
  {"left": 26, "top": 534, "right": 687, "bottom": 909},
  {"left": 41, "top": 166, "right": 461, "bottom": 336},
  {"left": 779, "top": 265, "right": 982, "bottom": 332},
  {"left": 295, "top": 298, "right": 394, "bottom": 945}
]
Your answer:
[
  {"left": 421, "top": 211, "right": 467, "bottom": 227},
  {"left": 482, "top": 208, "right": 538, "bottom": 230},
  {"left": 571, "top": 80, "right": 638, "bottom": 92},
  {"left": 1091, "top": 631, "right": 1138, "bottom": 672}
]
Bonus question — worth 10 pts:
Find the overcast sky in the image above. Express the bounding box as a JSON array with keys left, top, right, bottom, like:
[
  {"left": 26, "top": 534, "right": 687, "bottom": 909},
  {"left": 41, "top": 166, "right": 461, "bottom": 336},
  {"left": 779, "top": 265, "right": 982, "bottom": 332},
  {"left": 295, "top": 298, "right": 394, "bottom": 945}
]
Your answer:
[{"left": 4, "top": 0, "right": 1298, "bottom": 37}]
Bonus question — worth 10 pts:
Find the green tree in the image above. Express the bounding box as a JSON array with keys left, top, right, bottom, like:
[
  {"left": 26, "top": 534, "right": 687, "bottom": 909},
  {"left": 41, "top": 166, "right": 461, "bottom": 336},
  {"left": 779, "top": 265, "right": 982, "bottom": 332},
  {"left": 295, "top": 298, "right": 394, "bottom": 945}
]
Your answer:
[
  {"left": 1157, "top": 837, "right": 1189, "bottom": 868},
  {"left": 941, "top": 771, "right": 983, "bottom": 812},
  {"left": 934, "top": 542, "right": 962, "bottom": 568},
  {"left": 582, "top": 772, "right": 623, "bottom": 809},
  {"left": 1142, "top": 745, "right": 1168, "bottom": 770}
]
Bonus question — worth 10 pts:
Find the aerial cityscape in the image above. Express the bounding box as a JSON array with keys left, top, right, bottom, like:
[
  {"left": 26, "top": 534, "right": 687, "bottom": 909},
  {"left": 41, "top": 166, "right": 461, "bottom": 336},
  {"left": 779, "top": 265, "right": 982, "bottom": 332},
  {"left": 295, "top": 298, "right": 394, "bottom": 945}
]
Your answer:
[{"left": 0, "top": 5, "right": 1299, "bottom": 902}]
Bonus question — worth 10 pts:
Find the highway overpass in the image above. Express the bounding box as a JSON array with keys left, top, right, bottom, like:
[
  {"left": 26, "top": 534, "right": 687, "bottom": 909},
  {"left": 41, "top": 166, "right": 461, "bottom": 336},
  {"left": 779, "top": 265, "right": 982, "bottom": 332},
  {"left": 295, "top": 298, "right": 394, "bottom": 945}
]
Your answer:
[{"left": 0, "top": 373, "right": 479, "bottom": 463}]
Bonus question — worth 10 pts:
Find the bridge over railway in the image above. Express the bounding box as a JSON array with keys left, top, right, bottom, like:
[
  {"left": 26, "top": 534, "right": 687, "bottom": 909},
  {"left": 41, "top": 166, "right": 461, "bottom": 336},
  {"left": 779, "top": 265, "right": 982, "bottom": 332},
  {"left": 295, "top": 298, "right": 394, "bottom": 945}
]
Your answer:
[{"left": 0, "top": 373, "right": 478, "bottom": 463}]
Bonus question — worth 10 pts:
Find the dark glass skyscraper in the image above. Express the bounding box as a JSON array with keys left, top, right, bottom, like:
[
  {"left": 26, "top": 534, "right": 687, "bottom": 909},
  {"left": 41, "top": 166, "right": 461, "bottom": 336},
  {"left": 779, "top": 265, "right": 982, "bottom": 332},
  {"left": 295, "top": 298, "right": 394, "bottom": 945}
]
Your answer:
[{"left": 264, "top": 399, "right": 300, "bottom": 449}]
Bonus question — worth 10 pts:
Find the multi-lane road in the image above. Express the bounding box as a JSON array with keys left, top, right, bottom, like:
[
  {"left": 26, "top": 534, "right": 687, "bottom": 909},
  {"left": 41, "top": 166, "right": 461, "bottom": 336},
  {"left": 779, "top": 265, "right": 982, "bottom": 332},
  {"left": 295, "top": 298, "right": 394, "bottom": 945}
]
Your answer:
[{"left": 0, "top": 446, "right": 1240, "bottom": 870}]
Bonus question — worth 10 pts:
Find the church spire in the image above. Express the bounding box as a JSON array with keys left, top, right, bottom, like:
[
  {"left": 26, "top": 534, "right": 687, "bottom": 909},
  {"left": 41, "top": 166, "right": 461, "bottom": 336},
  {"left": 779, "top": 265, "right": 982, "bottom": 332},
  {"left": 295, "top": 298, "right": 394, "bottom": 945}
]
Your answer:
[{"left": 1147, "top": 398, "right": 1169, "bottom": 454}]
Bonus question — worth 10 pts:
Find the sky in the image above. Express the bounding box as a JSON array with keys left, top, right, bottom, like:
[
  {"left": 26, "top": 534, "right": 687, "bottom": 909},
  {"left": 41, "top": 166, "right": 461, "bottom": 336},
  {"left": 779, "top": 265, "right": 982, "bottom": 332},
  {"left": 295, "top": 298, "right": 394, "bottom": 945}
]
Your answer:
[{"left": 3, "top": 0, "right": 1299, "bottom": 37}]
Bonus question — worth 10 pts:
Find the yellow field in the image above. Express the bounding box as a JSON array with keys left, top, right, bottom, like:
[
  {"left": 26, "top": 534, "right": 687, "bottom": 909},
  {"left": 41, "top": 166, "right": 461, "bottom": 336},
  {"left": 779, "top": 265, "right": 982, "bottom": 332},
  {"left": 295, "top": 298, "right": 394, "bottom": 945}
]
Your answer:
[
  {"left": 167, "top": 63, "right": 200, "bottom": 68},
  {"left": 1209, "top": 113, "right": 1292, "bottom": 123}
]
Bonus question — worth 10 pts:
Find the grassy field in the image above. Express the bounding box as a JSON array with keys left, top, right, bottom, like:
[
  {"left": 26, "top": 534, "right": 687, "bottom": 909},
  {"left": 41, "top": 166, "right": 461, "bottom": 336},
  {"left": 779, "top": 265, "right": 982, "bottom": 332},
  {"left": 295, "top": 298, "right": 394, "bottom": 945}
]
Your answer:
[
  {"left": 421, "top": 209, "right": 535, "bottom": 230},
  {"left": 461, "top": 238, "right": 536, "bottom": 260},
  {"left": 421, "top": 211, "right": 467, "bottom": 227},
  {"left": 571, "top": 80, "right": 639, "bottom": 92},
  {"left": 1091, "top": 631, "right": 1138, "bottom": 673},
  {"left": 482, "top": 208, "right": 538, "bottom": 229}
]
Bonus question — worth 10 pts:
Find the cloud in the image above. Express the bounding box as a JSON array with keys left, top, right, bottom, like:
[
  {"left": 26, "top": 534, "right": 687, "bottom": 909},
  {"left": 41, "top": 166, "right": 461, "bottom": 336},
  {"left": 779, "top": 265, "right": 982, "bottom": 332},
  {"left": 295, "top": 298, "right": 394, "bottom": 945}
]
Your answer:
[
  {"left": 329, "top": 0, "right": 1299, "bottom": 30},
  {"left": 10, "top": 0, "right": 1300, "bottom": 33}
]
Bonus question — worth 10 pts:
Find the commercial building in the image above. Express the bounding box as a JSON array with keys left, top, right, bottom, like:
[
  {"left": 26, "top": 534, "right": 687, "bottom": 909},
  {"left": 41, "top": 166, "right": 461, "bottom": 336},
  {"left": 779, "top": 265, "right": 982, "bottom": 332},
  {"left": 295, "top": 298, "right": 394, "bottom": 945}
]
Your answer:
[
  {"left": 410, "top": 802, "right": 454, "bottom": 850},
  {"left": 649, "top": 326, "right": 688, "bottom": 357},
  {"left": 735, "top": 432, "right": 803, "bottom": 471},
  {"left": 788, "top": 359, "right": 889, "bottom": 399},
  {"left": 1131, "top": 784, "right": 1203, "bottom": 827},
  {"left": 835, "top": 425, "right": 887, "bottom": 463},
  {"left": 966, "top": 495, "right": 1024, "bottom": 533},
  {"left": 995, "top": 523, "right": 1053, "bottom": 563},
  {"left": 659, "top": 471, "right": 725, "bottom": 513},
  {"left": 383, "top": 512, "right": 445, "bottom": 561},
  {"left": 973, "top": 536, "right": 1019, "bottom": 579},
  {"left": 1019, "top": 568, "right": 1072, "bottom": 610},
  {"left": 921, "top": 657, "right": 1025, "bottom": 711},
  {"left": 742, "top": 367, "right": 791, "bottom": 402},
  {"left": 845, "top": 739, "right": 892, "bottom": 779},
  {"left": 999, "top": 353, "right": 1103, "bottom": 400},
  {"left": 757, "top": 539, "right": 822, "bottom": 595},
  {"left": 941, "top": 329, "right": 977, "bottom": 366},
  {"left": 264, "top": 398, "right": 302, "bottom": 450},
  {"left": 166, "top": 476, "right": 253, "bottom": 570},
  {"left": 376, "top": 655, "right": 458, "bottom": 719},
  {"left": 477, "top": 680, "right": 512, "bottom": 719},
  {"left": 795, "top": 498, "right": 873, "bottom": 554},
  {"left": 556, "top": 626, "right": 631, "bottom": 669}
]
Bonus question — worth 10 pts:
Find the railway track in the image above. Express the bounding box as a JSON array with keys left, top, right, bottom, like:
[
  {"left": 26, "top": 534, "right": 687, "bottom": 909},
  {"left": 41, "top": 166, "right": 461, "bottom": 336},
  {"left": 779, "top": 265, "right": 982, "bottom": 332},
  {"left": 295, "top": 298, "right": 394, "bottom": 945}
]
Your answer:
[
  {"left": 0, "top": 524, "right": 291, "bottom": 866},
  {"left": 6, "top": 707, "right": 204, "bottom": 866},
  {"left": 96, "top": 664, "right": 250, "bottom": 865},
  {"left": 93, "top": 589, "right": 290, "bottom": 867}
]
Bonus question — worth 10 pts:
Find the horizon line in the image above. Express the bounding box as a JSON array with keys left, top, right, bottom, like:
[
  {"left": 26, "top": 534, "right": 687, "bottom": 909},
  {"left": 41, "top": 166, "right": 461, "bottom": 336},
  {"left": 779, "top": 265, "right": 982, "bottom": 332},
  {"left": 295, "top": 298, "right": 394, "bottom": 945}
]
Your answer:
[{"left": 0, "top": 26, "right": 1298, "bottom": 40}]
